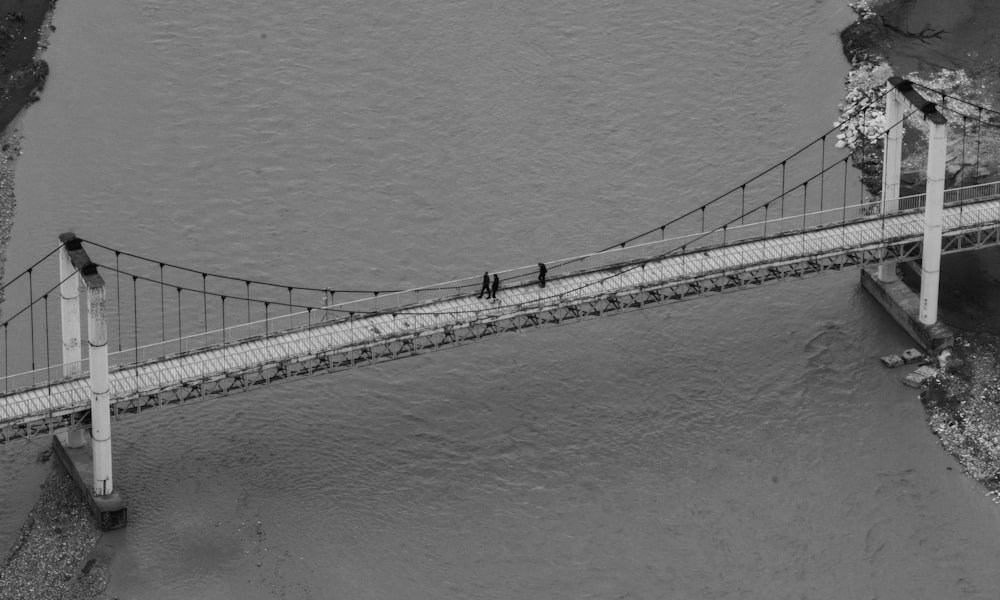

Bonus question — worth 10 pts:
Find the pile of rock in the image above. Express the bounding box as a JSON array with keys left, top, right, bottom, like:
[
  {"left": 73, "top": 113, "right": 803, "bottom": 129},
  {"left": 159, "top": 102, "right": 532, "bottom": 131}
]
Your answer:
[{"left": 880, "top": 347, "right": 940, "bottom": 388}]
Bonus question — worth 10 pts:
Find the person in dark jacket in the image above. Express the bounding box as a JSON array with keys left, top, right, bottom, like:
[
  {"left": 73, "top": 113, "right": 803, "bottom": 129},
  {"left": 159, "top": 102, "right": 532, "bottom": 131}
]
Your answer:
[
  {"left": 490, "top": 273, "right": 500, "bottom": 300},
  {"left": 538, "top": 262, "right": 547, "bottom": 288},
  {"left": 477, "top": 272, "right": 490, "bottom": 298}
]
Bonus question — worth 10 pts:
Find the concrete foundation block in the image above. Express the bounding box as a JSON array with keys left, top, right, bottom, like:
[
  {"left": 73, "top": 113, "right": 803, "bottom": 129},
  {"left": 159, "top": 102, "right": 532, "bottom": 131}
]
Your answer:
[
  {"left": 880, "top": 354, "right": 905, "bottom": 368},
  {"left": 903, "top": 365, "right": 938, "bottom": 389},
  {"left": 51, "top": 431, "right": 127, "bottom": 530},
  {"left": 860, "top": 267, "right": 954, "bottom": 353},
  {"left": 901, "top": 348, "right": 925, "bottom": 364}
]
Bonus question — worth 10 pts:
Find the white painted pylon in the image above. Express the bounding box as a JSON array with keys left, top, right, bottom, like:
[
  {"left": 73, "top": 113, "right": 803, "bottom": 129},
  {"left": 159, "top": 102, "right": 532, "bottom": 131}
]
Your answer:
[{"left": 878, "top": 86, "right": 905, "bottom": 283}]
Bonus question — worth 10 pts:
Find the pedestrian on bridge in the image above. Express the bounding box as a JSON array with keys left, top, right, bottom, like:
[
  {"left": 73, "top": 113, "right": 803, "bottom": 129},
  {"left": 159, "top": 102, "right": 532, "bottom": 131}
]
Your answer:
[
  {"left": 537, "top": 262, "right": 547, "bottom": 288},
  {"left": 477, "top": 271, "right": 490, "bottom": 299},
  {"left": 490, "top": 273, "right": 500, "bottom": 301}
]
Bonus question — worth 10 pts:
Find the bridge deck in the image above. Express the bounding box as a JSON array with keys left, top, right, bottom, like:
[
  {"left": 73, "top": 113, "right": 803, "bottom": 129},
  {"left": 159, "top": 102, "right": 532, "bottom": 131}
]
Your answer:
[{"left": 3, "top": 195, "right": 1000, "bottom": 440}]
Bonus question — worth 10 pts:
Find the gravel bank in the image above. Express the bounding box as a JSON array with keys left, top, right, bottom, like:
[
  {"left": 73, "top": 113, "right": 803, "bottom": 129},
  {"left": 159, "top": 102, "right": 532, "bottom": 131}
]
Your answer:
[{"left": 0, "top": 460, "right": 109, "bottom": 600}]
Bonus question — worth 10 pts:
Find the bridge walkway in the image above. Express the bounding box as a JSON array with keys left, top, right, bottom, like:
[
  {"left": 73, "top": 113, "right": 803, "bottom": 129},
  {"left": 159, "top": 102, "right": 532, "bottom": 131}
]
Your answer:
[{"left": 3, "top": 187, "right": 1000, "bottom": 441}]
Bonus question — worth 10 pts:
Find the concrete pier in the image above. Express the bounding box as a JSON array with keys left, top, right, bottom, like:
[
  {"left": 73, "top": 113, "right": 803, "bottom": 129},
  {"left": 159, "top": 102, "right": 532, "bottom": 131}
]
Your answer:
[
  {"left": 51, "top": 430, "right": 127, "bottom": 530},
  {"left": 860, "top": 266, "right": 953, "bottom": 353},
  {"left": 877, "top": 85, "right": 904, "bottom": 283},
  {"left": 54, "top": 232, "right": 125, "bottom": 529}
]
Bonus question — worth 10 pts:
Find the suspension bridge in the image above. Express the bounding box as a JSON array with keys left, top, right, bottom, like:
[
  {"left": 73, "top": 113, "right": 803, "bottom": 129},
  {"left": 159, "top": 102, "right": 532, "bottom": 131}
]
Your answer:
[{"left": 2, "top": 78, "right": 1000, "bottom": 526}]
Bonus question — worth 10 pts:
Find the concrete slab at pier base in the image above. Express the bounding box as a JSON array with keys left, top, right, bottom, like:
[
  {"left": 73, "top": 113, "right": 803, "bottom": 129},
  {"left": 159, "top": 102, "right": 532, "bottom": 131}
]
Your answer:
[
  {"left": 860, "top": 266, "right": 954, "bottom": 353},
  {"left": 51, "top": 431, "right": 127, "bottom": 530}
]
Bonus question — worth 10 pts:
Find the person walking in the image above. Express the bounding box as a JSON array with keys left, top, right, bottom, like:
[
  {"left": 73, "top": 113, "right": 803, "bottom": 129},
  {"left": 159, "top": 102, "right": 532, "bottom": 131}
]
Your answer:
[
  {"left": 477, "top": 271, "right": 490, "bottom": 299},
  {"left": 490, "top": 273, "right": 500, "bottom": 301},
  {"left": 537, "top": 262, "right": 547, "bottom": 288}
]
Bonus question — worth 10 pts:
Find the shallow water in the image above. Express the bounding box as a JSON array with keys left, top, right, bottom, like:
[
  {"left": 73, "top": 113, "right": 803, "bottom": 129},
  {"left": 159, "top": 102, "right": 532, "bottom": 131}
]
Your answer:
[{"left": 4, "top": 0, "right": 1000, "bottom": 598}]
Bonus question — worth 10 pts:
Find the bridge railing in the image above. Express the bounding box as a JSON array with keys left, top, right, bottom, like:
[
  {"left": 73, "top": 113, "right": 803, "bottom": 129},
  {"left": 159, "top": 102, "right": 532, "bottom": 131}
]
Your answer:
[
  {"left": 634, "top": 180, "right": 1000, "bottom": 253},
  {"left": 0, "top": 361, "right": 88, "bottom": 398},
  {"left": 886, "top": 180, "right": 1000, "bottom": 212},
  {"left": 105, "top": 310, "right": 321, "bottom": 368},
  {"left": 319, "top": 181, "right": 1000, "bottom": 313}
]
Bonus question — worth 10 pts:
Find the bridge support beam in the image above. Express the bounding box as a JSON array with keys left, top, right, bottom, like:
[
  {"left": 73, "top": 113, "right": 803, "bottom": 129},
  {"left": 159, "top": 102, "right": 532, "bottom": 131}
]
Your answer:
[
  {"left": 920, "top": 120, "right": 947, "bottom": 324},
  {"left": 878, "top": 86, "right": 905, "bottom": 283}
]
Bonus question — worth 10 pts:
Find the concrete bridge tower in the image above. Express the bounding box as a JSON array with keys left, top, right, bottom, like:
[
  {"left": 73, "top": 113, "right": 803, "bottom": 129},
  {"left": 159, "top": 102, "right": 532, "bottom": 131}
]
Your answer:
[
  {"left": 55, "top": 232, "right": 127, "bottom": 529},
  {"left": 878, "top": 77, "right": 948, "bottom": 326}
]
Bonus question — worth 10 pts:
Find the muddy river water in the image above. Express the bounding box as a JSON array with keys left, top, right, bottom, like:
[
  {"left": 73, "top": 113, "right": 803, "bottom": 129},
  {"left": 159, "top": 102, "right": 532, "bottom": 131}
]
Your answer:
[{"left": 3, "top": 0, "right": 1000, "bottom": 597}]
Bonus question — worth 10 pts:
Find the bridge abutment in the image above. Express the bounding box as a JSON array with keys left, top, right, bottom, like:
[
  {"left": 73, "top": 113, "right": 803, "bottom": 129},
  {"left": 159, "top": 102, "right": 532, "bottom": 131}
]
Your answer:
[
  {"left": 866, "top": 78, "right": 955, "bottom": 356},
  {"left": 861, "top": 267, "right": 953, "bottom": 353},
  {"left": 881, "top": 77, "right": 948, "bottom": 324},
  {"left": 51, "top": 429, "right": 127, "bottom": 530}
]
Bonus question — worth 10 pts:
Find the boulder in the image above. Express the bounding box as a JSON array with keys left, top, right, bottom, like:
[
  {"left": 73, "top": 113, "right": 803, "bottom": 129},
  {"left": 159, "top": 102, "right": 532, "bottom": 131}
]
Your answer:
[
  {"left": 901, "top": 348, "right": 925, "bottom": 364},
  {"left": 881, "top": 354, "right": 905, "bottom": 368},
  {"left": 903, "top": 365, "right": 938, "bottom": 388}
]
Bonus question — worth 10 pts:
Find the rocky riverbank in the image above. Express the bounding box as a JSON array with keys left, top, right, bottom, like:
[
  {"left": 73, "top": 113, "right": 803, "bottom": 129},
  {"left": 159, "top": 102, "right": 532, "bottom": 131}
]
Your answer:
[
  {"left": 839, "top": 0, "right": 1000, "bottom": 499},
  {"left": 924, "top": 333, "right": 1000, "bottom": 501},
  {"left": 0, "top": 462, "right": 110, "bottom": 600}
]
